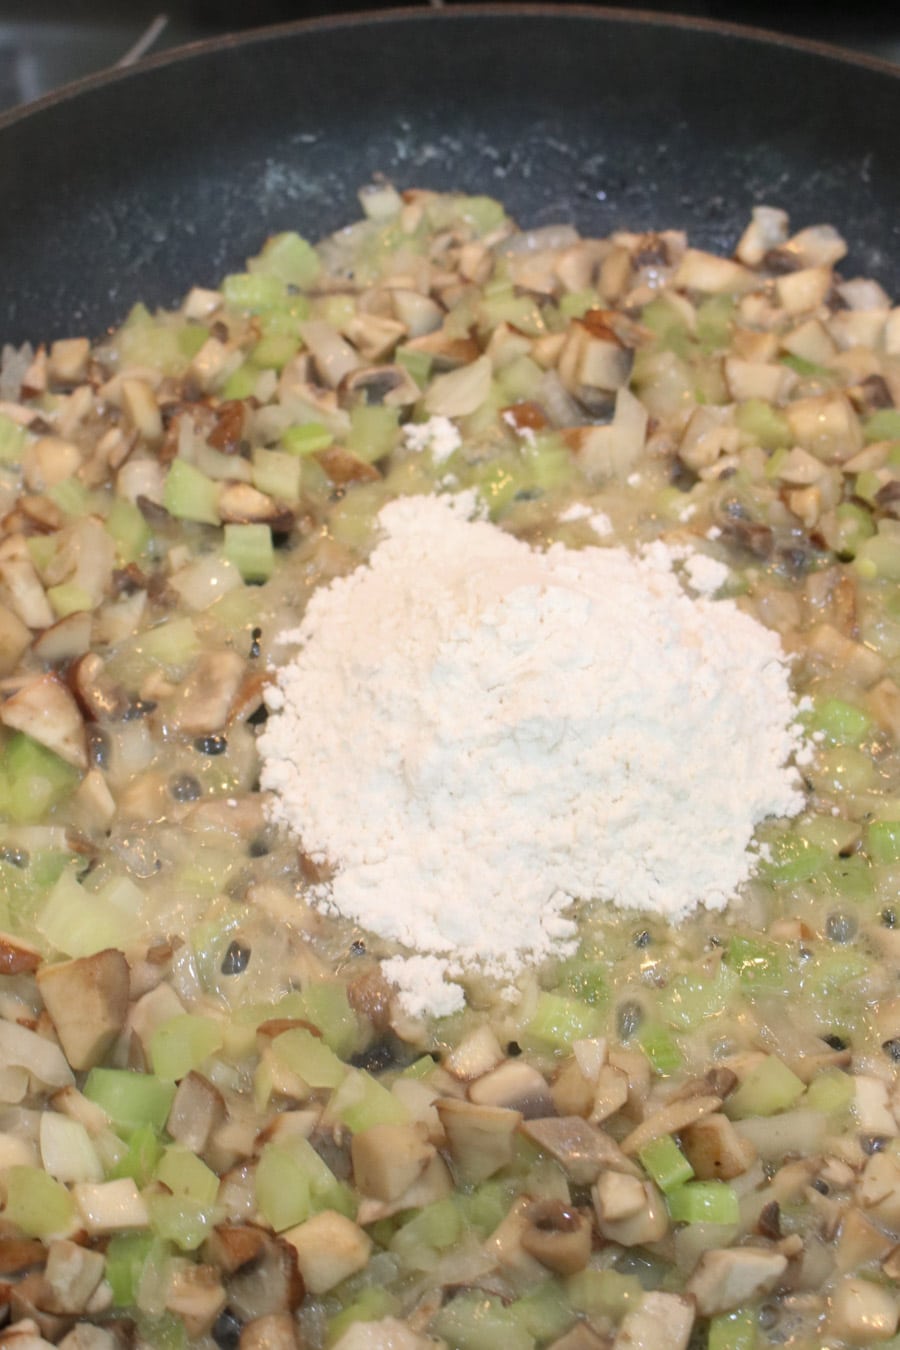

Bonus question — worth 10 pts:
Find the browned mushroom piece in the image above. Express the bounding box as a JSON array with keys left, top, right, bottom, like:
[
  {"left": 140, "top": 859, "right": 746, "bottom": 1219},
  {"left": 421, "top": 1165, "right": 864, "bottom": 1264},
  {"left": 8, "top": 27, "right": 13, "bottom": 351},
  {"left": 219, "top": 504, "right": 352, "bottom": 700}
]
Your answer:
[
  {"left": 217, "top": 481, "right": 295, "bottom": 531},
  {"left": 0, "top": 672, "right": 87, "bottom": 769},
  {"left": 467, "top": 1059, "right": 555, "bottom": 1118},
  {"left": 166, "top": 1071, "right": 226, "bottom": 1155},
  {"left": 351, "top": 1122, "right": 436, "bottom": 1202},
  {"left": 685, "top": 1247, "right": 788, "bottom": 1317},
  {"left": 435, "top": 1098, "right": 521, "bottom": 1184},
  {"left": 36, "top": 1240, "right": 105, "bottom": 1316},
  {"left": 337, "top": 364, "right": 421, "bottom": 409},
  {"left": 222, "top": 1232, "right": 305, "bottom": 1322},
  {"left": 239, "top": 1313, "right": 302, "bottom": 1350},
  {"left": 165, "top": 1262, "right": 228, "bottom": 1339},
  {"left": 519, "top": 1198, "right": 593, "bottom": 1276},
  {"left": 169, "top": 649, "right": 247, "bottom": 736},
  {"left": 521, "top": 1115, "right": 641, "bottom": 1185},
  {"left": 611, "top": 1291, "right": 695, "bottom": 1350},
  {"left": 68, "top": 653, "right": 130, "bottom": 722},
  {"left": 36, "top": 949, "right": 130, "bottom": 1072},
  {"left": 315, "top": 446, "right": 381, "bottom": 485}
]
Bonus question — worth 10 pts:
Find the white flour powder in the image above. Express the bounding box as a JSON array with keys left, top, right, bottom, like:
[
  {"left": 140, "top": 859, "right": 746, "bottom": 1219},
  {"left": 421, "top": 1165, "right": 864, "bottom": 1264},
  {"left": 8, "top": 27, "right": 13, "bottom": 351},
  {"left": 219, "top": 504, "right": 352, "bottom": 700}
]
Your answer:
[{"left": 259, "top": 495, "right": 806, "bottom": 1017}]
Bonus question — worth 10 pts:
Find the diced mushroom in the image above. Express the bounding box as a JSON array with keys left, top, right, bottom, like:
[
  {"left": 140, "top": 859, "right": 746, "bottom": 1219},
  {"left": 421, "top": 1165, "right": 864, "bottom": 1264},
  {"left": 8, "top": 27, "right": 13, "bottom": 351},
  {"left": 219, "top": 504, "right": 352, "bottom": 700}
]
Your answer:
[
  {"left": 166, "top": 1071, "right": 226, "bottom": 1155},
  {"left": 315, "top": 445, "right": 381, "bottom": 485},
  {"left": 565, "top": 386, "right": 648, "bottom": 483},
  {"left": 165, "top": 1262, "right": 227, "bottom": 1339},
  {"left": 350, "top": 1123, "right": 435, "bottom": 1201},
  {"left": 0, "top": 543, "right": 54, "bottom": 630},
  {"left": 0, "top": 605, "right": 30, "bottom": 675},
  {"left": 483, "top": 1195, "right": 551, "bottom": 1284},
  {"left": 435, "top": 1098, "right": 521, "bottom": 1183},
  {"left": 557, "top": 311, "right": 634, "bottom": 406},
  {"left": 219, "top": 1230, "right": 305, "bottom": 1321},
  {"left": 56, "top": 1326, "right": 118, "bottom": 1350},
  {"left": 521, "top": 1115, "right": 641, "bottom": 1185},
  {"left": 48, "top": 339, "right": 90, "bottom": 386},
  {"left": 36, "top": 950, "right": 130, "bottom": 1071},
  {"left": 239, "top": 1313, "right": 301, "bottom": 1350},
  {"left": 680, "top": 1113, "right": 758, "bottom": 1181},
  {"left": 826, "top": 1276, "right": 899, "bottom": 1345},
  {"left": 38, "top": 1240, "right": 104, "bottom": 1315},
  {"left": 22, "top": 436, "right": 82, "bottom": 492},
  {"left": 519, "top": 1198, "right": 592, "bottom": 1276},
  {"left": 546, "top": 1324, "right": 609, "bottom": 1350},
  {"left": 673, "top": 250, "right": 754, "bottom": 294},
  {"left": 612, "top": 1291, "right": 694, "bottom": 1350},
  {"left": 298, "top": 320, "right": 362, "bottom": 388},
  {"left": 120, "top": 378, "right": 163, "bottom": 444},
  {"left": 169, "top": 649, "right": 246, "bottom": 736},
  {"left": 593, "top": 1178, "right": 668, "bottom": 1246},
  {"left": 593, "top": 1169, "right": 647, "bottom": 1223},
  {"left": 620, "top": 1094, "right": 722, "bottom": 1156},
  {"left": 68, "top": 653, "right": 129, "bottom": 722},
  {"left": 217, "top": 482, "right": 294, "bottom": 530},
  {"left": 344, "top": 315, "right": 407, "bottom": 364},
  {"left": 0, "top": 1320, "right": 56, "bottom": 1349},
  {"left": 858, "top": 1152, "right": 900, "bottom": 1234},
  {"left": 735, "top": 206, "right": 790, "bottom": 267},
  {"left": 0, "top": 933, "right": 41, "bottom": 977},
  {"left": 355, "top": 1153, "right": 453, "bottom": 1225},
  {"left": 685, "top": 1246, "right": 788, "bottom": 1316},
  {"left": 282, "top": 1210, "right": 371, "bottom": 1295},
  {"left": 468, "top": 1059, "right": 554, "bottom": 1118},
  {"left": 589, "top": 1064, "right": 629, "bottom": 1125},
  {"left": 338, "top": 364, "right": 420, "bottom": 408},
  {"left": 31, "top": 612, "right": 93, "bottom": 665},
  {"left": 72, "top": 1179, "right": 149, "bottom": 1234},
  {"left": 444, "top": 1025, "right": 505, "bottom": 1081},
  {"left": 0, "top": 673, "right": 87, "bottom": 769},
  {"left": 837, "top": 1210, "right": 894, "bottom": 1274}
]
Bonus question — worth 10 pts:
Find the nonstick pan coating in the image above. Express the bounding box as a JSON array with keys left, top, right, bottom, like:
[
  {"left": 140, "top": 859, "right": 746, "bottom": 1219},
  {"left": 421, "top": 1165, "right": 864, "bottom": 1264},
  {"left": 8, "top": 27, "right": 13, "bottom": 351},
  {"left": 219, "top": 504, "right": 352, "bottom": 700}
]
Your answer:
[{"left": 1, "top": 5, "right": 899, "bottom": 344}]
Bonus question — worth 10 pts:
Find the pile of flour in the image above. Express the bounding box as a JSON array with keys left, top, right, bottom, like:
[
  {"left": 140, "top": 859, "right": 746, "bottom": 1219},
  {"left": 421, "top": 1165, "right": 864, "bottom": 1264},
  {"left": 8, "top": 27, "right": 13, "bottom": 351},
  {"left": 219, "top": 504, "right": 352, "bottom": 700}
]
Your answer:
[{"left": 259, "top": 493, "right": 806, "bottom": 1017}]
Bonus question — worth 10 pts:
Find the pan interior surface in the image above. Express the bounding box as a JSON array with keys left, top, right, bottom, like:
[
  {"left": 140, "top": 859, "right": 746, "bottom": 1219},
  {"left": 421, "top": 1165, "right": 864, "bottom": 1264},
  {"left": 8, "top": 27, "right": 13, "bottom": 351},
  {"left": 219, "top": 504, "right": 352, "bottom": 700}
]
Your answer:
[{"left": 1, "top": 7, "right": 899, "bottom": 342}]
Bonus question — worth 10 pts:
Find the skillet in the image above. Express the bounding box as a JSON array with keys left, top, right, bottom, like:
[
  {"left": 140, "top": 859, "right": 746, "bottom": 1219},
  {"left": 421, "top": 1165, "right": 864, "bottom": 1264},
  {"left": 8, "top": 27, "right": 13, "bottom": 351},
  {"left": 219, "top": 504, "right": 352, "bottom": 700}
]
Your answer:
[{"left": 1, "top": 4, "right": 900, "bottom": 346}]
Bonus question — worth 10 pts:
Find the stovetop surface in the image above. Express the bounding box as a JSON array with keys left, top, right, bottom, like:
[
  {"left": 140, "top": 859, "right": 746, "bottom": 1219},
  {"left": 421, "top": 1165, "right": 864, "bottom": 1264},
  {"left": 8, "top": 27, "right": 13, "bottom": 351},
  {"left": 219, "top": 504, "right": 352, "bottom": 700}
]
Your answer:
[{"left": 1, "top": 0, "right": 898, "bottom": 116}]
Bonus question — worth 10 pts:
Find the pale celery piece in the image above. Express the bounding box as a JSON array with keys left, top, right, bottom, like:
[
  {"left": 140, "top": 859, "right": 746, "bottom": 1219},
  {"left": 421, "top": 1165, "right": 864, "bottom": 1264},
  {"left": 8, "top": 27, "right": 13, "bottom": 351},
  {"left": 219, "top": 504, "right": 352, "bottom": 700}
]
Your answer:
[{"left": 0, "top": 188, "right": 899, "bottom": 1348}]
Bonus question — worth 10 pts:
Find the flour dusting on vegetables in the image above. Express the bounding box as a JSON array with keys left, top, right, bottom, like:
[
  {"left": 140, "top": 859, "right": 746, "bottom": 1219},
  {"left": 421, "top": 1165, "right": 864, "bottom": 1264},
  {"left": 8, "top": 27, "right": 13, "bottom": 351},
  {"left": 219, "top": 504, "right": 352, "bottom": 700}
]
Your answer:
[{"left": 1, "top": 187, "right": 900, "bottom": 1348}]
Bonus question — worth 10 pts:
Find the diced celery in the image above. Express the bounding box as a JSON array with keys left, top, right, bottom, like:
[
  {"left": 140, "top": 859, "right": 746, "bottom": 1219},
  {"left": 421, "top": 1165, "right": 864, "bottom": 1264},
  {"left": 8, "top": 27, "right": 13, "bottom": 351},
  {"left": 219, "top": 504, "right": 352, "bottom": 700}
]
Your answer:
[
  {"left": 163, "top": 458, "right": 221, "bottom": 525},
  {"left": 639, "top": 1134, "right": 695, "bottom": 1193},
  {"left": 248, "top": 232, "right": 321, "bottom": 288},
  {"left": 252, "top": 332, "right": 300, "bottom": 370},
  {"left": 326, "top": 1288, "right": 399, "bottom": 1345},
  {"left": 457, "top": 1179, "right": 517, "bottom": 1236},
  {"left": 565, "top": 1268, "right": 644, "bottom": 1320},
  {"left": 660, "top": 964, "right": 737, "bottom": 1031},
  {"left": 329, "top": 1069, "right": 409, "bottom": 1132},
  {"left": 759, "top": 832, "right": 828, "bottom": 885},
  {"left": 735, "top": 399, "right": 792, "bottom": 451},
  {"left": 109, "top": 1122, "right": 164, "bottom": 1186},
  {"left": 396, "top": 345, "right": 433, "bottom": 386},
  {"left": 554, "top": 956, "right": 608, "bottom": 1007},
  {"left": 509, "top": 1280, "right": 573, "bottom": 1342},
  {"left": 299, "top": 981, "right": 364, "bottom": 1058},
  {"left": 667, "top": 1179, "right": 739, "bottom": 1225},
  {"left": 430, "top": 1290, "right": 535, "bottom": 1350},
  {"left": 833, "top": 502, "right": 874, "bottom": 559},
  {"left": 864, "top": 409, "right": 900, "bottom": 443},
  {"left": 84, "top": 1068, "right": 175, "bottom": 1133},
  {"left": 867, "top": 820, "right": 900, "bottom": 865},
  {"left": 106, "top": 497, "right": 151, "bottom": 562},
  {"left": 813, "top": 745, "right": 877, "bottom": 797},
  {"left": 525, "top": 991, "right": 605, "bottom": 1050},
  {"left": 0, "top": 412, "right": 26, "bottom": 463},
  {"left": 347, "top": 404, "right": 400, "bottom": 463},
  {"left": 3, "top": 1166, "right": 75, "bottom": 1238},
  {"left": 696, "top": 294, "right": 735, "bottom": 348},
  {"left": 139, "top": 616, "right": 200, "bottom": 669},
  {"left": 726, "top": 935, "right": 785, "bottom": 989},
  {"left": 391, "top": 1197, "right": 463, "bottom": 1267},
  {"left": 642, "top": 295, "right": 691, "bottom": 355},
  {"left": 495, "top": 355, "right": 544, "bottom": 403},
  {"left": 803, "top": 946, "right": 868, "bottom": 999},
  {"left": 282, "top": 421, "right": 334, "bottom": 456},
  {"left": 38, "top": 869, "right": 140, "bottom": 956},
  {"left": 855, "top": 530, "right": 900, "bottom": 582},
  {"left": 809, "top": 697, "right": 873, "bottom": 746},
  {"left": 222, "top": 523, "right": 275, "bottom": 583},
  {"left": 222, "top": 362, "right": 261, "bottom": 400},
  {"left": 150, "top": 1014, "right": 224, "bottom": 1081},
  {"left": 637, "top": 1022, "right": 683, "bottom": 1074},
  {"left": 709, "top": 1308, "right": 758, "bottom": 1350},
  {"left": 805, "top": 1068, "right": 855, "bottom": 1117},
  {"left": 48, "top": 478, "right": 90, "bottom": 517},
  {"left": 726, "top": 1056, "right": 805, "bottom": 1119},
  {"left": 781, "top": 352, "right": 831, "bottom": 378},
  {"left": 459, "top": 195, "right": 507, "bottom": 236},
  {"left": 272, "top": 1026, "right": 347, "bottom": 1089},
  {"left": 559, "top": 289, "right": 599, "bottom": 320},
  {"left": 4, "top": 732, "right": 79, "bottom": 823},
  {"left": 252, "top": 447, "right": 302, "bottom": 503},
  {"left": 105, "top": 1231, "right": 159, "bottom": 1306},
  {"left": 178, "top": 323, "right": 210, "bottom": 359},
  {"left": 156, "top": 1148, "right": 220, "bottom": 1206},
  {"left": 146, "top": 1192, "right": 213, "bottom": 1251},
  {"left": 47, "top": 580, "right": 92, "bottom": 618},
  {"left": 222, "top": 272, "right": 288, "bottom": 313},
  {"left": 402, "top": 1055, "right": 438, "bottom": 1081},
  {"left": 135, "top": 1313, "right": 188, "bottom": 1350},
  {"left": 255, "top": 1143, "right": 312, "bottom": 1232},
  {"left": 27, "top": 534, "right": 57, "bottom": 572}
]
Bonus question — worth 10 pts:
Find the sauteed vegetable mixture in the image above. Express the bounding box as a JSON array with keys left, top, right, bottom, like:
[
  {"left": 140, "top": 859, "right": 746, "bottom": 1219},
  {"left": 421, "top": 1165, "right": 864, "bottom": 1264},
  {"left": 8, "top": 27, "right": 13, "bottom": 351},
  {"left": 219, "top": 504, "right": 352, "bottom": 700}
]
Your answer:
[{"left": 2, "top": 186, "right": 900, "bottom": 1348}]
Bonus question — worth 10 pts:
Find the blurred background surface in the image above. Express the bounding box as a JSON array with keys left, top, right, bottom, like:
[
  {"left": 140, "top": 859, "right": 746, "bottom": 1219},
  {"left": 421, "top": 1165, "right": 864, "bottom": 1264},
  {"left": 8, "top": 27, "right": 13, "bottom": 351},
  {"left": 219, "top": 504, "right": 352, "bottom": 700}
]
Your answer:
[{"left": 1, "top": 0, "right": 898, "bottom": 115}]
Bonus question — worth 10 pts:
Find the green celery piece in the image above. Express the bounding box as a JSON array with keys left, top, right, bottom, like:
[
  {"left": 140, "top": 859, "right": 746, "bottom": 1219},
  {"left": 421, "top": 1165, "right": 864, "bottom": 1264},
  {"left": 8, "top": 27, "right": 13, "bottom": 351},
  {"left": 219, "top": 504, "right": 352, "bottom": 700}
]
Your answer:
[
  {"left": 639, "top": 1134, "right": 695, "bottom": 1193},
  {"left": 177, "top": 323, "right": 209, "bottom": 360},
  {"left": 222, "top": 271, "right": 288, "bottom": 313},
  {"left": 222, "top": 363, "right": 261, "bottom": 400},
  {"left": 509, "top": 1280, "right": 574, "bottom": 1343},
  {"left": 805, "top": 1068, "right": 855, "bottom": 1117},
  {"left": 135, "top": 1313, "right": 188, "bottom": 1350},
  {"left": 809, "top": 697, "right": 873, "bottom": 746},
  {"left": 330, "top": 1068, "right": 409, "bottom": 1132},
  {"left": 555, "top": 956, "right": 608, "bottom": 1007},
  {"left": 299, "top": 981, "right": 364, "bottom": 1058},
  {"left": 708, "top": 1308, "right": 758, "bottom": 1350},
  {"left": 150, "top": 1014, "right": 224, "bottom": 1081},
  {"left": 637, "top": 1022, "right": 683, "bottom": 1075},
  {"left": 109, "top": 1122, "right": 164, "bottom": 1186},
  {"left": 459, "top": 195, "right": 507, "bottom": 236},
  {"left": 139, "top": 616, "right": 200, "bottom": 669},
  {"left": 47, "top": 581, "right": 92, "bottom": 618},
  {"left": 430, "top": 1290, "right": 535, "bottom": 1350},
  {"left": 252, "top": 448, "right": 302, "bottom": 503},
  {"left": 146, "top": 1192, "right": 213, "bottom": 1251},
  {"left": 867, "top": 820, "right": 900, "bottom": 865},
  {"left": 248, "top": 232, "right": 321, "bottom": 288},
  {"left": 696, "top": 293, "right": 735, "bottom": 348},
  {"left": 326, "top": 1288, "right": 399, "bottom": 1346},
  {"left": 258, "top": 1134, "right": 352, "bottom": 1224},
  {"left": 252, "top": 332, "right": 300, "bottom": 370},
  {"left": 0, "top": 412, "right": 26, "bottom": 463},
  {"left": 666, "top": 1179, "right": 739, "bottom": 1225},
  {"left": 565, "top": 1268, "right": 644, "bottom": 1320},
  {"left": 759, "top": 832, "right": 828, "bottom": 885},
  {"left": 271, "top": 1026, "right": 347, "bottom": 1089},
  {"left": 726, "top": 1056, "right": 804, "bottom": 1119},
  {"left": 105, "top": 1231, "right": 159, "bottom": 1306},
  {"left": 48, "top": 478, "right": 90, "bottom": 517},
  {"left": 156, "top": 1148, "right": 220, "bottom": 1205},
  {"left": 391, "top": 1198, "right": 463, "bottom": 1267},
  {"left": 3, "top": 1166, "right": 75, "bottom": 1237},
  {"left": 396, "top": 345, "right": 433, "bottom": 386},
  {"left": 855, "top": 531, "right": 900, "bottom": 582},
  {"left": 726, "top": 934, "right": 785, "bottom": 989},
  {"left": 642, "top": 296, "right": 691, "bottom": 355},
  {"left": 863, "top": 408, "right": 900, "bottom": 443},
  {"left": 347, "top": 404, "right": 400, "bottom": 463},
  {"left": 84, "top": 1067, "right": 175, "bottom": 1133},
  {"left": 781, "top": 352, "right": 832, "bottom": 378},
  {"left": 5, "top": 732, "right": 79, "bottom": 823},
  {"left": 660, "top": 964, "right": 737, "bottom": 1031},
  {"left": 222, "top": 522, "right": 275, "bottom": 583},
  {"left": 106, "top": 497, "right": 151, "bottom": 563},
  {"left": 457, "top": 1179, "right": 518, "bottom": 1236},
  {"left": 735, "top": 399, "right": 792, "bottom": 451},
  {"left": 525, "top": 991, "right": 605, "bottom": 1050},
  {"left": 255, "top": 1143, "right": 312, "bottom": 1232},
  {"left": 163, "top": 458, "right": 221, "bottom": 525},
  {"left": 38, "top": 869, "right": 140, "bottom": 956},
  {"left": 833, "top": 502, "right": 874, "bottom": 559},
  {"left": 282, "top": 421, "right": 334, "bottom": 456}
]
